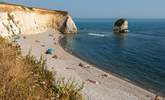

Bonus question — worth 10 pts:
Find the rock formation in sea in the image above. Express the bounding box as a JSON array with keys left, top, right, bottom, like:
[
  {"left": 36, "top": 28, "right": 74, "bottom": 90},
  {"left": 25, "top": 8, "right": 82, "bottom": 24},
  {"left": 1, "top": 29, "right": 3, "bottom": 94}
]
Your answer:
[
  {"left": 0, "top": 3, "right": 77, "bottom": 40},
  {"left": 113, "top": 18, "right": 128, "bottom": 33}
]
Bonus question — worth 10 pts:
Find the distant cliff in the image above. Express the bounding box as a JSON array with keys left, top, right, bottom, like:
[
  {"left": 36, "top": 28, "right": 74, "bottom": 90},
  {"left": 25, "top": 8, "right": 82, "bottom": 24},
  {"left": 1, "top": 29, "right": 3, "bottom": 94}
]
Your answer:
[{"left": 0, "top": 3, "right": 77, "bottom": 39}]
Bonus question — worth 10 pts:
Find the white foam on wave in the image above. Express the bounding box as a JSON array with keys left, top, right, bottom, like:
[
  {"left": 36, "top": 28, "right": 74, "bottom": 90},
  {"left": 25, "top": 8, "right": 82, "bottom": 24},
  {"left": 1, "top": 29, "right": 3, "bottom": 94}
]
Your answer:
[{"left": 88, "top": 33, "right": 106, "bottom": 37}]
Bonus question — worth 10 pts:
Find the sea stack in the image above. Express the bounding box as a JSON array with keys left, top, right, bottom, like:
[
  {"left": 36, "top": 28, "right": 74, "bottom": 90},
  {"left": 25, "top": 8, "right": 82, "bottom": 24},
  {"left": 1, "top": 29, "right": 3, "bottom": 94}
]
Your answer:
[{"left": 113, "top": 18, "right": 128, "bottom": 33}]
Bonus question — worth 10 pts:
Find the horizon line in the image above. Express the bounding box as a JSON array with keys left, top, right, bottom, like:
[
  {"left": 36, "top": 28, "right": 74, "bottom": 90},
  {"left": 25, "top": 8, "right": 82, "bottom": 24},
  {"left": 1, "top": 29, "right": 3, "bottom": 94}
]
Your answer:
[{"left": 73, "top": 17, "right": 165, "bottom": 19}]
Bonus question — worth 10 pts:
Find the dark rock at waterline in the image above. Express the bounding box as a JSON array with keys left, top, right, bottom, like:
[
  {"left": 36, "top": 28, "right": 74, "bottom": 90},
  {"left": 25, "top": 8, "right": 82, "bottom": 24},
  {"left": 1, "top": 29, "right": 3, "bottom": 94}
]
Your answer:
[{"left": 113, "top": 18, "right": 128, "bottom": 33}]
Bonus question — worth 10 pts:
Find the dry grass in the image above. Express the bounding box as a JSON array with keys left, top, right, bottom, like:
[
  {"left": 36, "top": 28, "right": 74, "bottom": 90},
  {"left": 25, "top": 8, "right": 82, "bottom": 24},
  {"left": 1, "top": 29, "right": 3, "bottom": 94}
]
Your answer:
[
  {"left": 0, "top": 2, "right": 68, "bottom": 15},
  {"left": 0, "top": 37, "right": 83, "bottom": 100}
]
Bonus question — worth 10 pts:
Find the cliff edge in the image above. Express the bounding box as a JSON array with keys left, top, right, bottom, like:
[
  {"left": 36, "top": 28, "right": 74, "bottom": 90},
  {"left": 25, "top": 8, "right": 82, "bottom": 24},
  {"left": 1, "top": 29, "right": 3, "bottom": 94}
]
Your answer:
[{"left": 0, "top": 3, "right": 77, "bottom": 39}]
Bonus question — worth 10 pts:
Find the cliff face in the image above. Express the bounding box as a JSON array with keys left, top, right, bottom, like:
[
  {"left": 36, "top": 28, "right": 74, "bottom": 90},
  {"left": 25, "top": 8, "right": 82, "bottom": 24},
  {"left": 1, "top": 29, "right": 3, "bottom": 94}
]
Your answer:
[{"left": 0, "top": 3, "right": 77, "bottom": 39}]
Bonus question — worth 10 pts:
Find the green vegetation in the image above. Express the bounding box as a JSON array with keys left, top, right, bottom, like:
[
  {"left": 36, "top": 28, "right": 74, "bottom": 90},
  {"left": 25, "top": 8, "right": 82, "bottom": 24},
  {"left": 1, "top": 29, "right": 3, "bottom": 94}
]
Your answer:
[
  {"left": 114, "top": 18, "right": 126, "bottom": 27},
  {"left": 0, "top": 37, "right": 83, "bottom": 100}
]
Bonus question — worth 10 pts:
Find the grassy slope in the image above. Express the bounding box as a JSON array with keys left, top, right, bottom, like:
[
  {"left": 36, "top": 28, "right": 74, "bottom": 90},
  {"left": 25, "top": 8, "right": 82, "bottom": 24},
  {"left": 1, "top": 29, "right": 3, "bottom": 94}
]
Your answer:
[{"left": 0, "top": 37, "right": 83, "bottom": 100}]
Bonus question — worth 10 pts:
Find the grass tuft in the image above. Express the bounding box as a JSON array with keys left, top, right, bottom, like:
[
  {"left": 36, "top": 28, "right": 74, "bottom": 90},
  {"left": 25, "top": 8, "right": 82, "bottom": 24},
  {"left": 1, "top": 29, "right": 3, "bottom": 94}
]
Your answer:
[{"left": 0, "top": 37, "right": 83, "bottom": 100}]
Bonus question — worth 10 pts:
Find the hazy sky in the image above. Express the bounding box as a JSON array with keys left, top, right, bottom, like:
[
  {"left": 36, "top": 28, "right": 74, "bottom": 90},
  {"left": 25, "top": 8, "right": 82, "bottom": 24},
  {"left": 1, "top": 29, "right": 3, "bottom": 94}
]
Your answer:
[{"left": 2, "top": 0, "right": 165, "bottom": 18}]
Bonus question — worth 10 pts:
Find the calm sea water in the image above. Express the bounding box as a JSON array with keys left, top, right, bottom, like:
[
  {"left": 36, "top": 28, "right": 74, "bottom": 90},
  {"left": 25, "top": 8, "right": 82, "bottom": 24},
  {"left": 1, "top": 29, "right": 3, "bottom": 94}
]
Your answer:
[{"left": 64, "top": 19, "right": 165, "bottom": 95}]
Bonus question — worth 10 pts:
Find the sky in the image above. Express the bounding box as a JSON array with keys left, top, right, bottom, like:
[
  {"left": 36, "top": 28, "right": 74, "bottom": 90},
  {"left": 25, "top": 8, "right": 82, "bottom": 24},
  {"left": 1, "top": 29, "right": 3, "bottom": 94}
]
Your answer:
[{"left": 2, "top": 0, "right": 165, "bottom": 18}]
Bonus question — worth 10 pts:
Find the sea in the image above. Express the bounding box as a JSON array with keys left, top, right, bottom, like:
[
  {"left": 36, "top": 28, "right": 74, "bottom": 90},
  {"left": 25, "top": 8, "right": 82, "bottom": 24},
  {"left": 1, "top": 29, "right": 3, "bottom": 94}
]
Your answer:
[{"left": 63, "top": 18, "right": 165, "bottom": 95}]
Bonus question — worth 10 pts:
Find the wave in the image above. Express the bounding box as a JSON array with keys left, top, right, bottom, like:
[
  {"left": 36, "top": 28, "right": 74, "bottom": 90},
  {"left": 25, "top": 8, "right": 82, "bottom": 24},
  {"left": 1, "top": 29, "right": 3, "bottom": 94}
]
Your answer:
[{"left": 88, "top": 33, "right": 106, "bottom": 37}]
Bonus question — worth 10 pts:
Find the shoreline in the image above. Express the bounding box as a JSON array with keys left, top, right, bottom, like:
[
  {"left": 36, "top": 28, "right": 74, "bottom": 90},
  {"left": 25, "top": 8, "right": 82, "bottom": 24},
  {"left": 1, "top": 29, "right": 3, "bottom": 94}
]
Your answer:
[
  {"left": 59, "top": 35, "right": 165, "bottom": 97},
  {"left": 17, "top": 31, "right": 164, "bottom": 100}
]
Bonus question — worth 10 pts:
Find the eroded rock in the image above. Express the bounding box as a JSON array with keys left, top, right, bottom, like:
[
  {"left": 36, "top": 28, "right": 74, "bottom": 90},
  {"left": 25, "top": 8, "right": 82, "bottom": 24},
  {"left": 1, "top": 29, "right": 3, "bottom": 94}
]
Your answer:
[
  {"left": 0, "top": 3, "right": 77, "bottom": 40},
  {"left": 113, "top": 18, "right": 128, "bottom": 33}
]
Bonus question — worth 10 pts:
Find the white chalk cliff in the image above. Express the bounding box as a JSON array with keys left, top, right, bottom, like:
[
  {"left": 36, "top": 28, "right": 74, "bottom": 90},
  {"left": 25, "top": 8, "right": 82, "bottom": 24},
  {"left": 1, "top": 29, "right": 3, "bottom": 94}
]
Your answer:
[{"left": 0, "top": 3, "right": 77, "bottom": 40}]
